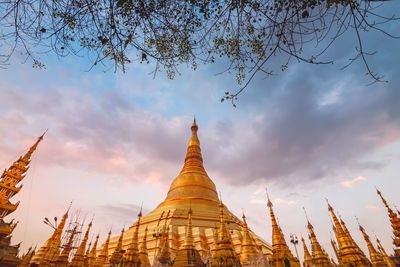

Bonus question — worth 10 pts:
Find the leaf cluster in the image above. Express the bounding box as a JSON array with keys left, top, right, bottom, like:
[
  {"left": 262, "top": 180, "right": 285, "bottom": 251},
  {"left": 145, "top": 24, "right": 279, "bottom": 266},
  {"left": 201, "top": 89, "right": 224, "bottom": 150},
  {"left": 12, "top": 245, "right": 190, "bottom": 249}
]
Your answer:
[{"left": 0, "top": 0, "right": 398, "bottom": 104}]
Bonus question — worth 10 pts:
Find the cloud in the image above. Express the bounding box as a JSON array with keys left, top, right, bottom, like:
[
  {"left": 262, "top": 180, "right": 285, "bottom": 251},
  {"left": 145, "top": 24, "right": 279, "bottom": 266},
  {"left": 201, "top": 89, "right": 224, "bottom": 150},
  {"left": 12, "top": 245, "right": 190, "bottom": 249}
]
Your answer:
[
  {"left": 341, "top": 176, "right": 367, "bottom": 188},
  {"left": 1, "top": 23, "right": 400, "bottom": 192},
  {"left": 365, "top": 205, "right": 380, "bottom": 211}
]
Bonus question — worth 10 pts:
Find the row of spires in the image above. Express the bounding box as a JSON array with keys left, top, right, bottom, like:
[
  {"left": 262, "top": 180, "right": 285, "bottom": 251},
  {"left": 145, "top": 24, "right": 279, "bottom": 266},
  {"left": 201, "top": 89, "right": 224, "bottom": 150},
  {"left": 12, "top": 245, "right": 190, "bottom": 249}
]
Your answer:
[
  {"left": 26, "top": 199, "right": 266, "bottom": 267},
  {"left": 26, "top": 207, "right": 151, "bottom": 267},
  {"left": 269, "top": 190, "right": 400, "bottom": 267},
  {"left": 1, "top": 124, "right": 399, "bottom": 267},
  {"left": 26, "top": 186, "right": 399, "bottom": 267}
]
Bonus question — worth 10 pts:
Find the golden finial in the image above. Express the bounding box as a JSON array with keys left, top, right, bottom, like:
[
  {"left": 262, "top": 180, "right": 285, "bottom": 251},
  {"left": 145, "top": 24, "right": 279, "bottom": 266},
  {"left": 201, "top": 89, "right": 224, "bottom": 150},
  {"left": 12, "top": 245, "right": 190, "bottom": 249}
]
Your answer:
[
  {"left": 325, "top": 198, "right": 334, "bottom": 211},
  {"left": 266, "top": 188, "right": 272, "bottom": 207},
  {"left": 138, "top": 203, "right": 143, "bottom": 218},
  {"left": 303, "top": 206, "right": 311, "bottom": 225},
  {"left": 191, "top": 116, "right": 198, "bottom": 132}
]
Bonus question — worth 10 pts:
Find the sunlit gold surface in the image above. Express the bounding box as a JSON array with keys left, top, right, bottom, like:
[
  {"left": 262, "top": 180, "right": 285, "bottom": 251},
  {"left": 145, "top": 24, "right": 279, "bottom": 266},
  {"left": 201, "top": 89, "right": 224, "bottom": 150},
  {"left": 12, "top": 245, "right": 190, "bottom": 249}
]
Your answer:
[
  {"left": 301, "top": 236, "right": 312, "bottom": 267},
  {"left": 267, "top": 197, "right": 300, "bottom": 267},
  {"left": 306, "top": 219, "right": 332, "bottom": 266},
  {"left": 359, "top": 224, "right": 386, "bottom": 267},
  {"left": 104, "top": 120, "right": 272, "bottom": 264},
  {"left": 377, "top": 189, "right": 400, "bottom": 260},
  {"left": 327, "top": 201, "right": 371, "bottom": 266}
]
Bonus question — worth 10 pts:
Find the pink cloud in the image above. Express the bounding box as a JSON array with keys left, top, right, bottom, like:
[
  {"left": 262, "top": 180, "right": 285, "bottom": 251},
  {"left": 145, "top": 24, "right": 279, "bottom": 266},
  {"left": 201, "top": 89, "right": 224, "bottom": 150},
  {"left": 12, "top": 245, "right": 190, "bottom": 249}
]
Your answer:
[
  {"left": 341, "top": 176, "right": 366, "bottom": 188},
  {"left": 365, "top": 205, "right": 380, "bottom": 211}
]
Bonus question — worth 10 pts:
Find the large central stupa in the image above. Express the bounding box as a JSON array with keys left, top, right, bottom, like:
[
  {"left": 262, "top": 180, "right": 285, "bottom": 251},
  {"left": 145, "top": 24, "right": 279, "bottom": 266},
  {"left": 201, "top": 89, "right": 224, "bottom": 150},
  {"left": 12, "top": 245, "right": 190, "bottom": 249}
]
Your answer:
[{"left": 106, "top": 120, "right": 272, "bottom": 262}]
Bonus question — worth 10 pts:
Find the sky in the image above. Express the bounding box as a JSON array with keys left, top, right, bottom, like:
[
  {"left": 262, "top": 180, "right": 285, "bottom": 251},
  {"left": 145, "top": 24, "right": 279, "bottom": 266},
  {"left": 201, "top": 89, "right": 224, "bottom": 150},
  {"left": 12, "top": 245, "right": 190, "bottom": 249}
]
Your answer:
[{"left": 0, "top": 1, "right": 400, "bottom": 263}]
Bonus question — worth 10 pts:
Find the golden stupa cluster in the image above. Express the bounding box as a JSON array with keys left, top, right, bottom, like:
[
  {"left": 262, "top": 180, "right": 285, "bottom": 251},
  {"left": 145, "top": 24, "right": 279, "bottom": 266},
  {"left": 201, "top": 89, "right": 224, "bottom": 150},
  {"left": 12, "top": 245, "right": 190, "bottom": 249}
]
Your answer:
[{"left": 0, "top": 121, "right": 399, "bottom": 267}]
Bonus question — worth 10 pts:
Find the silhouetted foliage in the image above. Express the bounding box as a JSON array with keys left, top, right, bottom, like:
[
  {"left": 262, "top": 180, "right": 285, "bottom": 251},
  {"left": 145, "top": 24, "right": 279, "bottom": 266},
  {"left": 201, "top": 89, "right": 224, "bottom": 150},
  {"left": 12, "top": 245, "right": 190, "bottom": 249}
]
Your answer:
[{"left": 0, "top": 0, "right": 398, "bottom": 103}]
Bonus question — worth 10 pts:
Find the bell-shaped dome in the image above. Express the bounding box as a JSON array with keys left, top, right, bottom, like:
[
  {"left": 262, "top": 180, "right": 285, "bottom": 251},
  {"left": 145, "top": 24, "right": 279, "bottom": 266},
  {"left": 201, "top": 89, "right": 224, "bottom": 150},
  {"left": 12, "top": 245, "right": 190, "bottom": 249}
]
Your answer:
[{"left": 165, "top": 119, "right": 219, "bottom": 201}]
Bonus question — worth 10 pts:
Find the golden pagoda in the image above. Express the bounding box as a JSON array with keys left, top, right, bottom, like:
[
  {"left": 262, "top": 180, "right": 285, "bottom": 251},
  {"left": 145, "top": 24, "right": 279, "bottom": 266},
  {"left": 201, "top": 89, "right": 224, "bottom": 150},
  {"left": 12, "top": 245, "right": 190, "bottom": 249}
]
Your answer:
[
  {"left": 301, "top": 236, "right": 312, "bottom": 267},
  {"left": 105, "top": 120, "right": 272, "bottom": 264},
  {"left": 267, "top": 196, "right": 300, "bottom": 267},
  {"left": 54, "top": 226, "right": 77, "bottom": 267},
  {"left": 138, "top": 226, "right": 151, "bottom": 266},
  {"left": 16, "top": 120, "right": 400, "bottom": 267},
  {"left": 85, "top": 241, "right": 92, "bottom": 266},
  {"left": 95, "top": 230, "right": 111, "bottom": 266},
  {"left": 239, "top": 212, "right": 259, "bottom": 265},
  {"left": 30, "top": 207, "right": 69, "bottom": 265},
  {"left": 330, "top": 239, "right": 342, "bottom": 266},
  {"left": 304, "top": 214, "right": 332, "bottom": 266},
  {"left": 173, "top": 208, "right": 203, "bottom": 266},
  {"left": 88, "top": 234, "right": 100, "bottom": 266},
  {"left": 110, "top": 228, "right": 124, "bottom": 265},
  {"left": 327, "top": 201, "right": 371, "bottom": 266},
  {"left": 376, "top": 189, "right": 400, "bottom": 262},
  {"left": 0, "top": 132, "right": 45, "bottom": 266},
  {"left": 157, "top": 225, "right": 171, "bottom": 265},
  {"left": 70, "top": 221, "right": 92, "bottom": 267},
  {"left": 211, "top": 201, "right": 240, "bottom": 267},
  {"left": 123, "top": 211, "right": 141, "bottom": 266},
  {"left": 18, "top": 246, "right": 35, "bottom": 267},
  {"left": 376, "top": 238, "right": 396, "bottom": 267},
  {"left": 358, "top": 223, "right": 386, "bottom": 267}
]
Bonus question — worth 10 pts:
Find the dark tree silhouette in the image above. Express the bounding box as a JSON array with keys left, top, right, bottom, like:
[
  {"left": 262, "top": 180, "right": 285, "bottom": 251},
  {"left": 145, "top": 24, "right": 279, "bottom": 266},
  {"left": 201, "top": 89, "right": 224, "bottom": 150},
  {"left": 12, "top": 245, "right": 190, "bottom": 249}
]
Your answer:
[{"left": 0, "top": 0, "right": 398, "bottom": 104}]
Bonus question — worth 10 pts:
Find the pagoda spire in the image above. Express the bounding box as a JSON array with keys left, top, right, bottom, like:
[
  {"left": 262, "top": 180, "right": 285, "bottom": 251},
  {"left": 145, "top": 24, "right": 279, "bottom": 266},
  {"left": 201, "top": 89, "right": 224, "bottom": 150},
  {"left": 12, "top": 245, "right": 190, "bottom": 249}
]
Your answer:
[
  {"left": 183, "top": 207, "right": 194, "bottom": 249},
  {"left": 339, "top": 217, "right": 357, "bottom": 248},
  {"left": 330, "top": 239, "right": 342, "bottom": 266},
  {"left": 0, "top": 131, "right": 46, "bottom": 219},
  {"left": 87, "top": 234, "right": 99, "bottom": 267},
  {"left": 110, "top": 228, "right": 124, "bottom": 265},
  {"left": 327, "top": 200, "right": 370, "bottom": 266},
  {"left": 376, "top": 238, "right": 396, "bottom": 267},
  {"left": 19, "top": 246, "right": 35, "bottom": 267},
  {"left": 70, "top": 221, "right": 92, "bottom": 267},
  {"left": 301, "top": 236, "right": 313, "bottom": 267},
  {"left": 306, "top": 222, "right": 332, "bottom": 266},
  {"left": 157, "top": 225, "right": 171, "bottom": 265},
  {"left": 138, "top": 226, "right": 151, "bottom": 267},
  {"left": 358, "top": 223, "right": 386, "bottom": 267},
  {"left": 84, "top": 241, "right": 92, "bottom": 266},
  {"left": 267, "top": 192, "right": 299, "bottom": 267},
  {"left": 239, "top": 211, "right": 259, "bottom": 265},
  {"left": 173, "top": 208, "right": 203, "bottom": 266},
  {"left": 124, "top": 210, "right": 142, "bottom": 266},
  {"left": 217, "top": 201, "right": 230, "bottom": 244},
  {"left": 30, "top": 207, "right": 69, "bottom": 265},
  {"left": 165, "top": 120, "right": 219, "bottom": 201},
  {"left": 303, "top": 207, "right": 331, "bottom": 266},
  {"left": 94, "top": 230, "right": 111, "bottom": 267},
  {"left": 376, "top": 188, "right": 400, "bottom": 257},
  {"left": 211, "top": 200, "right": 239, "bottom": 266},
  {"left": 54, "top": 226, "right": 77, "bottom": 267}
]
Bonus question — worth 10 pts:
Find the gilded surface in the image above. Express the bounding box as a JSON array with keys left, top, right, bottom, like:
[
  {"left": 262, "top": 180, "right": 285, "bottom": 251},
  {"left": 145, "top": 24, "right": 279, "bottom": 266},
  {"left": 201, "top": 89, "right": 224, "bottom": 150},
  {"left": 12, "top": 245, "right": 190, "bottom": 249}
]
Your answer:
[{"left": 105, "top": 120, "right": 272, "bottom": 264}]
